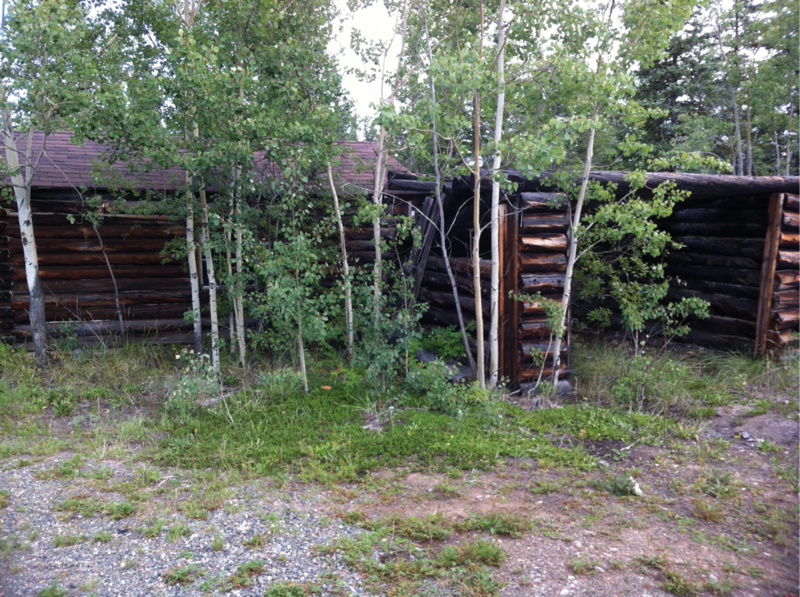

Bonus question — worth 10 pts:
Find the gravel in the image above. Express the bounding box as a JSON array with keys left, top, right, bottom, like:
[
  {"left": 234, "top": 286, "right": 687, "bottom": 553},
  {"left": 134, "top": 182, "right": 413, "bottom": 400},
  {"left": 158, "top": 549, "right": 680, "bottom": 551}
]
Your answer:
[{"left": 0, "top": 455, "right": 376, "bottom": 597}]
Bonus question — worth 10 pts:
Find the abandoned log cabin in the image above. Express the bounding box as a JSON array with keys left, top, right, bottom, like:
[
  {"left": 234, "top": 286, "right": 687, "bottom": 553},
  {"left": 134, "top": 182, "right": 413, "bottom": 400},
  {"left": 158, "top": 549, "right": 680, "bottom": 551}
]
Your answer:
[
  {"left": 516, "top": 171, "right": 800, "bottom": 357},
  {"left": 0, "top": 131, "right": 412, "bottom": 346}
]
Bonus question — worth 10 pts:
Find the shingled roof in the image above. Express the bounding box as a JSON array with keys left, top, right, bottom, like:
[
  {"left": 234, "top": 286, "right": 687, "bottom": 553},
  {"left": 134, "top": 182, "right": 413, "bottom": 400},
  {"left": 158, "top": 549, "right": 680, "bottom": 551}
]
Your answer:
[{"left": 1, "top": 131, "right": 410, "bottom": 193}]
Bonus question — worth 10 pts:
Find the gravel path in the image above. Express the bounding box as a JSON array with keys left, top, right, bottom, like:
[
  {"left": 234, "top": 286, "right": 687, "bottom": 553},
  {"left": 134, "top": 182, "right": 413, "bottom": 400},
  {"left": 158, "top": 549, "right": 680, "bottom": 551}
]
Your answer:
[{"left": 0, "top": 456, "right": 374, "bottom": 597}]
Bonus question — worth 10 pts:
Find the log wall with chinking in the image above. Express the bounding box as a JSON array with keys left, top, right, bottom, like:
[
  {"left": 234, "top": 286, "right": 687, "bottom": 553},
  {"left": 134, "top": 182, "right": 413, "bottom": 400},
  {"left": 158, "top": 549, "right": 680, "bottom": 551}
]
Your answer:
[{"left": 765, "top": 193, "right": 799, "bottom": 352}]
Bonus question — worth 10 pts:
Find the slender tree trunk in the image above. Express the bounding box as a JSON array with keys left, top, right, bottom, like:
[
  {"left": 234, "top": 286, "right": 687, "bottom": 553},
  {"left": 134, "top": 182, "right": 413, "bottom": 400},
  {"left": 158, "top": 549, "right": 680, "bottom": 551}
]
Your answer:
[
  {"left": 745, "top": 102, "right": 753, "bottom": 176},
  {"left": 295, "top": 271, "right": 308, "bottom": 393},
  {"left": 371, "top": 126, "right": 387, "bottom": 330},
  {"left": 472, "top": 0, "right": 486, "bottom": 388},
  {"left": 1, "top": 120, "right": 48, "bottom": 368},
  {"left": 327, "top": 163, "right": 353, "bottom": 360},
  {"left": 93, "top": 225, "right": 126, "bottom": 343},
  {"left": 488, "top": 0, "right": 506, "bottom": 389},
  {"left": 774, "top": 131, "right": 781, "bottom": 175},
  {"left": 730, "top": 87, "right": 744, "bottom": 175},
  {"left": 198, "top": 187, "right": 220, "bottom": 372},
  {"left": 234, "top": 197, "right": 246, "bottom": 367},
  {"left": 551, "top": 122, "right": 597, "bottom": 382},
  {"left": 786, "top": 138, "right": 792, "bottom": 176},
  {"left": 185, "top": 202, "right": 203, "bottom": 355},
  {"left": 415, "top": 0, "right": 476, "bottom": 376}
]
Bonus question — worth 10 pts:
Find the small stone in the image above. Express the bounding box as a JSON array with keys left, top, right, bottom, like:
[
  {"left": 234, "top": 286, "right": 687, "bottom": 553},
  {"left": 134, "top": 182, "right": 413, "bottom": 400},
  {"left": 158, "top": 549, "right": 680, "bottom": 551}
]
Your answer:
[{"left": 741, "top": 431, "right": 751, "bottom": 440}]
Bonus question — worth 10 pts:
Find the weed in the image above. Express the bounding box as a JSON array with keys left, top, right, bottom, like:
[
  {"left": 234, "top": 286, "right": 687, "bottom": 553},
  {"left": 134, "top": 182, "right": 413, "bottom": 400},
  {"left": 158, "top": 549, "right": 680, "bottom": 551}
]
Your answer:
[
  {"left": 167, "top": 523, "right": 191, "bottom": 542},
  {"left": 36, "top": 582, "right": 67, "bottom": 597},
  {"left": 432, "top": 481, "right": 462, "bottom": 498},
  {"left": 366, "top": 513, "right": 452, "bottom": 541},
  {"left": 139, "top": 519, "right": 165, "bottom": 538},
  {"left": 455, "top": 512, "right": 533, "bottom": 538},
  {"left": 570, "top": 557, "right": 599, "bottom": 575},
  {"left": 54, "top": 534, "right": 86, "bottom": 548},
  {"left": 702, "top": 471, "right": 735, "bottom": 498},
  {"left": 757, "top": 440, "right": 781, "bottom": 453},
  {"left": 340, "top": 510, "right": 366, "bottom": 525},
  {"left": 597, "top": 475, "right": 640, "bottom": 496},
  {"left": 0, "top": 489, "right": 9, "bottom": 509},
  {"left": 704, "top": 579, "right": 735, "bottom": 595},
  {"left": 106, "top": 501, "right": 136, "bottom": 520},
  {"left": 691, "top": 499, "right": 725, "bottom": 523},
  {"left": 54, "top": 497, "right": 102, "bottom": 518},
  {"left": 227, "top": 560, "right": 264, "bottom": 589},
  {"left": 242, "top": 534, "right": 267, "bottom": 549},
  {"left": 33, "top": 455, "right": 84, "bottom": 480},
  {"left": 92, "top": 531, "right": 112, "bottom": 543},
  {"left": 661, "top": 569, "right": 700, "bottom": 596},
  {"left": 212, "top": 535, "right": 224, "bottom": 551},
  {"left": 454, "top": 538, "right": 506, "bottom": 566},
  {"left": 264, "top": 582, "right": 319, "bottom": 597},
  {"left": 163, "top": 564, "right": 201, "bottom": 585}
]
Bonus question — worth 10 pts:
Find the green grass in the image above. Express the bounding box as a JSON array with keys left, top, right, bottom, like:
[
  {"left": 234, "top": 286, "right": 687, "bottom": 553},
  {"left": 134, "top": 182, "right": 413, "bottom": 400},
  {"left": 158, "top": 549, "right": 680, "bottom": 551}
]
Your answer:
[
  {"left": 166, "top": 522, "right": 191, "bottom": 542},
  {"left": 0, "top": 489, "right": 9, "bottom": 509},
  {"left": 92, "top": 531, "right": 112, "bottom": 543},
  {"left": 36, "top": 582, "right": 67, "bottom": 597},
  {"left": 53, "top": 534, "right": 86, "bottom": 548},
  {"left": 163, "top": 564, "right": 201, "bottom": 585},
  {"left": 225, "top": 560, "right": 264, "bottom": 589}
]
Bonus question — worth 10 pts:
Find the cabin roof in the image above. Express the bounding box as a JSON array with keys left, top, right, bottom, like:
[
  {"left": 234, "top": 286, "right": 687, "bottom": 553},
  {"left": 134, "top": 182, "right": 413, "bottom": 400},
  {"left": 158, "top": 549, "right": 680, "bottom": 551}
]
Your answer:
[{"left": 1, "top": 131, "right": 410, "bottom": 193}]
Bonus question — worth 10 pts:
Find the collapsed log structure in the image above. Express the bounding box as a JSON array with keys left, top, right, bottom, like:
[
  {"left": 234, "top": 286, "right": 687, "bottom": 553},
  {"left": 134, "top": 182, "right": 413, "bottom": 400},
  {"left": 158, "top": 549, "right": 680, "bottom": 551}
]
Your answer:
[{"left": 0, "top": 132, "right": 411, "bottom": 346}]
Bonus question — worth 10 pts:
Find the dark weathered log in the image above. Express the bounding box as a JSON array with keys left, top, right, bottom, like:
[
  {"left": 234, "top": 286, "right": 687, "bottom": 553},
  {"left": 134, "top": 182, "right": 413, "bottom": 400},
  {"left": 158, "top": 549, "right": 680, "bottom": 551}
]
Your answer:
[
  {"left": 13, "top": 303, "right": 194, "bottom": 324},
  {"left": 421, "top": 271, "right": 487, "bottom": 298},
  {"left": 775, "top": 269, "right": 800, "bottom": 290},
  {"left": 779, "top": 231, "right": 799, "bottom": 249},
  {"left": 13, "top": 318, "right": 194, "bottom": 337},
  {"left": 519, "top": 233, "right": 567, "bottom": 253},
  {"left": 10, "top": 252, "right": 180, "bottom": 267},
  {"left": 0, "top": 249, "right": 9, "bottom": 261},
  {"left": 0, "top": 306, "right": 13, "bottom": 318},
  {"left": 11, "top": 289, "right": 194, "bottom": 310},
  {"left": 518, "top": 253, "right": 567, "bottom": 273},
  {"left": 419, "top": 288, "right": 489, "bottom": 317},
  {"left": 660, "top": 222, "right": 767, "bottom": 237},
  {"left": 386, "top": 179, "right": 437, "bottom": 192},
  {"left": 690, "top": 315, "right": 756, "bottom": 339},
  {"left": 4, "top": 224, "right": 183, "bottom": 240},
  {"left": 347, "top": 251, "right": 393, "bottom": 264},
  {"left": 520, "top": 213, "right": 569, "bottom": 232},
  {"left": 518, "top": 192, "right": 568, "bottom": 212},
  {"left": 666, "top": 265, "right": 761, "bottom": 286},
  {"left": 0, "top": 236, "right": 8, "bottom": 247},
  {"left": 673, "top": 280, "right": 757, "bottom": 299},
  {"left": 520, "top": 294, "right": 562, "bottom": 316},
  {"left": 783, "top": 210, "right": 799, "bottom": 231},
  {"left": 14, "top": 277, "right": 192, "bottom": 294},
  {"left": 12, "top": 265, "right": 187, "bottom": 281},
  {"left": 667, "top": 252, "right": 761, "bottom": 270},
  {"left": 520, "top": 273, "right": 565, "bottom": 294},
  {"left": 664, "top": 208, "right": 767, "bottom": 225},
  {"left": 5, "top": 210, "right": 176, "bottom": 226},
  {"left": 772, "top": 289, "right": 799, "bottom": 309},
  {"left": 785, "top": 194, "right": 799, "bottom": 212},
  {"left": 668, "top": 289, "right": 759, "bottom": 321},
  {"left": 772, "top": 309, "right": 799, "bottom": 330},
  {"left": 344, "top": 240, "right": 377, "bottom": 252},
  {"left": 0, "top": 291, "right": 11, "bottom": 301},
  {"left": 427, "top": 255, "right": 492, "bottom": 278},
  {"left": 0, "top": 277, "right": 11, "bottom": 289},
  {"left": 421, "top": 305, "right": 475, "bottom": 328},
  {"left": 0, "top": 222, "right": 6, "bottom": 233},
  {"left": 8, "top": 238, "right": 169, "bottom": 254},
  {"left": 766, "top": 329, "right": 795, "bottom": 348},
  {"left": 672, "top": 236, "right": 764, "bottom": 259},
  {"left": 777, "top": 251, "right": 799, "bottom": 269},
  {"left": 0, "top": 320, "right": 13, "bottom": 330},
  {"left": 678, "top": 329, "right": 753, "bottom": 352},
  {"left": 343, "top": 227, "right": 394, "bottom": 240}
]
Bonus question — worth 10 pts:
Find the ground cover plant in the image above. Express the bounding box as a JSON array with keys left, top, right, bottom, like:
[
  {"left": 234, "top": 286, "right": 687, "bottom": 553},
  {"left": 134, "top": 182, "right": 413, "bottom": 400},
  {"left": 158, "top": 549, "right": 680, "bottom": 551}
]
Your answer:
[{"left": 0, "top": 337, "right": 797, "bottom": 595}]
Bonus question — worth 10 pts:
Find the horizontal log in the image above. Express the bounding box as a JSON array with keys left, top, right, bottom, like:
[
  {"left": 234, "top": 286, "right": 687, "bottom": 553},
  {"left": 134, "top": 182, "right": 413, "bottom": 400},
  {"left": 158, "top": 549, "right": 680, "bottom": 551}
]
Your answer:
[
  {"left": 4, "top": 224, "right": 184, "bottom": 240},
  {"left": 518, "top": 362, "right": 566, "bottom": 382},
  {"left": 660, "top": 222, "right": 767, "bottom": 237},
  {"left": 0, "top": 306, "right": 13, "bottom": 318},
  {"left": 343, "top": 227, "right": 394, "bottom": 241},
  {"left": 0, "top": 291, "right": 11, "bottom": 302},
  {"left": 0, "top": 320, "right": 13, "bottom": 330},
  {"left": 0, "top": 222, "right": 5, "bottom": 232},
  {"left": 520, "top": 273, "right": 565, "bottom": 294},
  {"left": 11, "top": 290, "right": 194, "bottom": 310},
  {"left": 427, "top": 255, "right": 492, "bottom": 278},
  {"left": 785, "top": 195, "right": 799, "bottom": 212},
  {"left": 12, "top": 277, "right": 192, "bottom": 294},
  {"left": 0, "top": 237, "right": 8, "bottom": 247},
  {"left": 667, "top": 289, "right": 758, "bottom": 321},
  {"left": 13, "top": 303, "right": 195, "bottom": 324},
  {"left": 420, "top": 305, "right": 476, "bottom": 329},
  {"left": 8, "top": 238, "right": 170, "bottom": 254},
  {"left": 775, "top": 269, "right": 800, "bottom": 290},
  {"left": 12, "top": 265, "right": 188, "bottom": 281},
  {"left": 777, "top": 251, "right": 799, "bottom": 269},
  {"left": 10, "top": 252, "right": 180, "bottom": 267},
  {"left": 0, "top": 249, "right": 8, "bottom": 261},
  {"left": 519, "top": 233, "right": 567, "bottom": 253},
  {"left": 518, "top": 253, "right": 567, "bottom": 273},
  {"left": 667, "top": 252, "right": 761, "bottom": 270},
  {"left": 519, "top": 192, "right": 568, "bottom": 212},
  {"left": 520, "top": 213, "right": 569, "bottom": 232},
  {"left": 772, "top": 289, "right": 799, "bottom": 309},
  {"left": 386, "top": 179, "right": 437, "bottom": 192},
  {"left": 13, "top": 318, "right": 194, "bottom": 337},
  {"left": 666, "top": 265, "right": 761, "bottom": 286},
  {"left": 4, "top": 210, "right": 177, "bottom": 226},
  {"left": 346, "top": 251, "right": 394, "bottom": 264},
  {"left": 678, "top": 329, "right": 753, "bottom": 353},
  {"left": 672, "top": 236, "right": 764, "bottom": 259},
  {"left": 419, "top": 287, "right": 489, "bottom": 317},
  {"left": 664, "top": 208, "right": 767, "bottom": 225},
  {"left": 344, "top": 240, "right": 376, "bottom": 252},
  {"left": 520, "top": 294, "right": 562, "bottom": 316},
  {"left": 519, "top": 342, "right": 567, "bottom": 363},
  {"left": 420, "top": 271, "right": 487, "bottom": 298},
  {"left": 779, "top": 231, "right": 799, "bottom": 249},
  {"left": 690, "top": 315, "right": 756, "bottom": 339},
  {"left": 0, "top": 278, "right": 13, "bottom": 289},
  {"left": 772, "top": 309, "right": 799, "bottom": 330},
  {"left": 783, "top": 210, "right": 799, "bottom": 231},
  {"left": 519, "top": 317, "right": 554, "bottom": 339}
]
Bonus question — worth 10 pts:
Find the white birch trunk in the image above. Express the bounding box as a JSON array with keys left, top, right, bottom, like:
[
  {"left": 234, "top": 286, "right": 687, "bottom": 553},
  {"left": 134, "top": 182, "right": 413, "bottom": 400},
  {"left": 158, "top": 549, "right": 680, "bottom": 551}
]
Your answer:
[
  {"left": 488, "top": 0, "right": 506, "bottom": 389},
  {"left": 327, "top": 163, "right": 353, "bottom": 359},
  {"left": 185, "top": 207, "right": 203, "bottom": 355},
  {"left": 1, "top": 120, "right": 48, "bottom": 367},
  {"left": 472, "top": 88, "right": 485, "bottom": 389},
  {"left": 198, "top": 187, "right": 220, "bottom": 372},
  {"left": 234, "top": 197, "right": 246, "bottom": 368}
]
